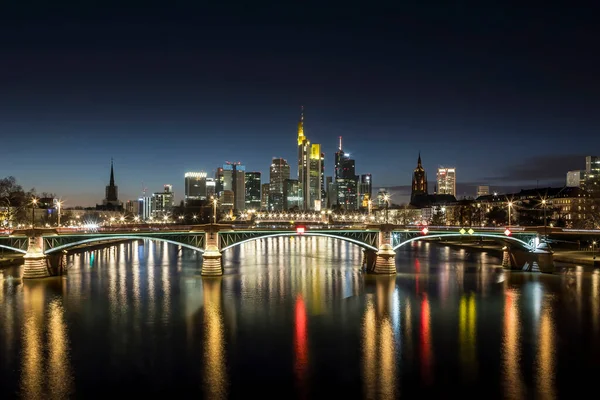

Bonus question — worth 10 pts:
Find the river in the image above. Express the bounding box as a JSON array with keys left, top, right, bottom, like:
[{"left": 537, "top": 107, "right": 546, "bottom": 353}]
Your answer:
[{"left": 1, "top": 237, "right": 599, "bottom": 399}]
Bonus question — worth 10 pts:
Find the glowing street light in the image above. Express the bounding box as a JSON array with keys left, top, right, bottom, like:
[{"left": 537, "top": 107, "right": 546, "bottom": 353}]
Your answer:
[
  {"left": 212, "top": 196, "right": 218, "bottom": 224},
  {"left": 31, "top": 197, "right": 38, "bottom": 228},
  {"left": 383, "top": 194, "right": 390, "bottom": 224},
  {"left": 56, "top": 199, "right": 63, "bottom": 227},
  {"left": 541, "top": 198, "right": 548, "bottom": 239},
  {"left": 507, "top": 201, "right": 513, "bottom": 229}
]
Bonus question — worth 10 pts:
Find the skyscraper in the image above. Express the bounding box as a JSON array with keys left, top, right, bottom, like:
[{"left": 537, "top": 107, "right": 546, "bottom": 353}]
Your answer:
[
  {"left": 334, "top": 137, "right": 358, "bottom": 210},
  {"left": 184, "top": 172, "right": 207, "bottom": 204},
  {"left": 585, "top": 156, "right": 600, "bottom": 194},
  {"left": 220, "top": 162, "right": 246, "bottom": 211},
  {"left": 244, "top": 172, "right": 261, "bottom": 210},
  {"left": 152, "top": 184, "right": 174, "bottom": 218},
  {"left": 269, "top": 157, "right": 290, "bottom": 211},
  {"left": 297, "top": 107, "right": 322, "bottom": 210},
  {"left": 437, "top": 167, "right": 456, "bottom": 196},
  {"left": 411, "top": 152, "right": 428, "bottom": 202},
  {"left": 261, "top": 183, "right": 270, "bottom": 210},
  {"left": 284, "top": 179, "right": 301, "bottom": 210}
]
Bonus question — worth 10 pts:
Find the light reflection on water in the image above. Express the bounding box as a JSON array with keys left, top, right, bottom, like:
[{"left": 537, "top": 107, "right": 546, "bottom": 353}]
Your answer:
[{"left": 0, "top": 238, "right": 599, "bottom": 397}]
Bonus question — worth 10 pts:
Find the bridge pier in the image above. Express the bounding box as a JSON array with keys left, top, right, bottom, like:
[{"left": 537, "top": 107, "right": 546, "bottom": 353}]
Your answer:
[
  {"left": 502, "top": 245, "right": 554, "bottom": 273},
  {"left": 373, "top": 244, "right": 397, "bottom": 274},
  {"left": 201, "top": 227, "right": 223, "bottom": 276},
  {"left": 22, "top": 235, "right": 50, "bottom": 279}
]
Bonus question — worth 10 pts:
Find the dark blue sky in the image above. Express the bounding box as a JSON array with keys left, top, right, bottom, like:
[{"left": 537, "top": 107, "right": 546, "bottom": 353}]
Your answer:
[{"left": 1, "top": 2, "right": 598, "bottom": 205}]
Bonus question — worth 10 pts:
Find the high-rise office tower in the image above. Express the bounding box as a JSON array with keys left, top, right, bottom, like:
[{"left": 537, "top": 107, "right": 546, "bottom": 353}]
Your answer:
[
  {"left": 411, "top": 152, "right": 428, "bottom": 201},
  {"left": 184, "top": 172, "right": 207, "bottom": 204},
  {"left": 334, "top": 137, "right": 358, "bottom": 210},
  {"left": 269, "top": 157, "right": 290, "bottom": 211},
  {"left": 297, "top": 107, "right": 322, "bottom": 210},
  {"left": 284, "top": 179, "right": 301, "bottom": 210},
  {"left": 261, "top": 183, "right": 270, "bottom": 210},
  {"left": 152, "top": 184, "right": 174, "bottom": 218},
  {"left": 206, "top": 178, "right": 216, "bottom": 198},
  {"left": 437, "top": 167, "right": 456, "bottom": 196},
  {"left": 325, "top": 176, "right": 335, "bottom": 208},
  {"left": 585, "top": 156, "right": 600, "bottom": 194},
  {"left": 220, "top": 162, "right": 246, "bottom": 211},
  {"left": 245, "top": 172, "right": 261, "bottom": 210}
]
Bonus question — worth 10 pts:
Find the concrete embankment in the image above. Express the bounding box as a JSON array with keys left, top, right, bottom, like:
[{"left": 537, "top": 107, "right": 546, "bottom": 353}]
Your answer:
[{"left": 0, "top": 254, "right": 24, "bottom": 269}]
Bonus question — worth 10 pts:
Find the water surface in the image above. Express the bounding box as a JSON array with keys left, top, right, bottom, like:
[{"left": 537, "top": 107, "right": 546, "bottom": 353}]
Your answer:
[{"left": 1, "top": 237, "right": 599, "bottom": 399}]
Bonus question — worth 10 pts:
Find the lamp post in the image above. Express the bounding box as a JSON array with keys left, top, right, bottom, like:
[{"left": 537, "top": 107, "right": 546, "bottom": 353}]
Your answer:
[
  {"left": 383, "top": 194, "right": 390, "bottom": 224},
  {"left": 212, "top": 196, "right": 218, "bottom": 224},
  {"left": 31, "top": 198, "right": 38, "bottom": 228},
  {"left": 541, "top": 199, "right": 547, "bottom": 239},
  {"left": 593, "top": 240, "right": 597, "bottom": 260},
  {"left": 56, "top": 200, "right": 63, "bottom": 227},
  {"left": 507, "top": 201, "right": 513, "bottom": 229}
]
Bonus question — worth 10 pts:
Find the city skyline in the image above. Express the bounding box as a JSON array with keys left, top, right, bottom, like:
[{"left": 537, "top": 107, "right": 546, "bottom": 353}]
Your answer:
[{"left": 1, "top": 3, "right": 598, "bottom": 206}]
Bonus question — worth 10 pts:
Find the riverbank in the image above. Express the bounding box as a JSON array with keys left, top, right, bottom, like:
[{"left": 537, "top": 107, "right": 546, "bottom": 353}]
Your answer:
[{"left": 432, "top": 239, "right": 600, "bottom": 267}]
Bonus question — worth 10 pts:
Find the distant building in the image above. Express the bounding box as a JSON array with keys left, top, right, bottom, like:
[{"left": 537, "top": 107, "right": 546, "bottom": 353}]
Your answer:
[
  {"left": 410, "top": 153, "right": 428, "bottom": 205},
  {"left": 184, "top": 172, "right": 207, "bottom": 203},
  {"left": 437, "top": 167, "right": 456, "bottom": 197},
  {"left": 96, "top": 159, "right": 123, "bottom": 211},
  {"left": 297, "top": 107, "right": 323, "bottom": 210},
  {"left": 334, "top": 137, "right": 359, "bottom": 211},
  {"left": 325, "top": 176, "right": 335, "bottom": 208},
  {"left": 125, "top": 200, "right": 139, "bottom": 215},
  {"left": 219, "top": 162, "right": 246, "bottom": 211},
  {"left": 220, "top": 190, "right": 234, "bottom": 212},
  {"left": 206, "top": 178, "right": 216, "bottom": 199},
  {"left": 358, "top": 174, "right": 372, "bottom": 208},
  {"left": 585, "top": 156, "right": 600, "bottom": 194},
  {"left": 139, "top": 196, "right": 152, "bottom": 220},
  {"left": 376, "top": 188, "right": 389, "bottom": 207},
  {"left": 477, "top": 185, "right": 490, "bottom": 197},
  {"left": 269, "top": 158, "right": 290, "bottom": 211},
  {"left": 151, "top": 185, "right": 174, "bottom": 218},
  {"left": 284, "top": 179, "right": 301, "bottom": 210},
  {"left": 261, "top": 183, "right": 270, "bottom": 210},
  {"left": 245, "top": 172, "right": 262, "bottom": 210},
  {"left": 566, "top": 170, "right": 585, "bottom": 188}
]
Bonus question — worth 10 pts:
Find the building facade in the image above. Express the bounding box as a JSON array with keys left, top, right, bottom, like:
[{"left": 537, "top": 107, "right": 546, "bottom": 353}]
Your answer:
[
  {"left": 585, "top": 156, "right": 600, "bottom": 194},
  {"left": 244, "top": 171, "right": 262, "bottom": 210},
  {"left": 261, "top": 183, "right": 270, "bottom": 210},
  {"left": 269, "top": 157, "right": 290, "bottom": 211},
  {"left": 566, "top": 170, "right": 585, "bottom": 188},
  {"left": 184, "top": 172, "right": 208, "bottom": 203},
  {"left": 437, "top": 167, "right": 456, "bottom": 196},
  {"left": 476, "top": 185, "right": 490, "bottom": 197},
  {"left": 358, "top": 174, "right": 373, "bottom": 208},
  {"left": 151, "top": 185, "right": 174, "bottom": 218},
  {"left": 297, "top": 107, "right": 322, "bottom": 210},
  {"left": 334, "top": 137, "right": 358, "bottom": 211},
  {"left": 284, "top": 179, "right": 301, "bottom": 210}
]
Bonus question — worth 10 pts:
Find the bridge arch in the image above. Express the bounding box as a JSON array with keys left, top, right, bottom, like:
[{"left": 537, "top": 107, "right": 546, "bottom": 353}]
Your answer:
[
  {"left": 220, "top": 232, "right": 379, "bottom": 252},
  {"left": 44, "top": 235, "right": 205, "bottom": 254},
  {"left": 0, "top": 244, "right": 27, "bottom": 254},
  {"left": 393, "top": 233, "right": 534, "bottom": 251}
]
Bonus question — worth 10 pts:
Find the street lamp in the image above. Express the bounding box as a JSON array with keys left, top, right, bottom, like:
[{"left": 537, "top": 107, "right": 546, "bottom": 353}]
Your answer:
[
  {"left": 593, "top": 241, "right": 597, "bottom": 260},
  {"left": 56, "top": 200, "right": 63, "bottom": 227},
  {"left": 31, "top": 197, "right": 38, "bottom": 228},
  {"left": 367, "top": 199, "right": 372, "bottom": 217},
  {"left": 383, "top": 194, "right": 390, "bottom": 224},
  {"left": 212, "top": 196, "right": 218, "bottom": 224},
  {"left": 541, "top": 199, "right": 548, "bottom": 239},
  {"left": 507, "top": 201, "right": 513, "bottom": 229}
]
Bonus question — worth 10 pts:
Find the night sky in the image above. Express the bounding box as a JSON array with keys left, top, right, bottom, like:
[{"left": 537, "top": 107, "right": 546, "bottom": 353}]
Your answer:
[{"left": 1, "top": 2, "right": 598, "bottom": 206}]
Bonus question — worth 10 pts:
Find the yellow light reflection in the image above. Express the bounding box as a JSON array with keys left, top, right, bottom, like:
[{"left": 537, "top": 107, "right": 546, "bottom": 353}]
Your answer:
[
  {"left": 21, "top": 284, "right": 44, "bottom": 399},
  {"left": 502, "top": 288, "right": 524, "bottom": 398},
  {"left": 592, "top": 272, "right": 599, "bottom": 334},
  {"left": 202, "top": 278, "right": 228, "bottom": 400},
  {"left": 362, "top": 278, "right": 398, "bottom": 398},
  {"left": 458, "top": 293, "right": 477, "bottom": 380},
  {"left": 536, "top": 297, "right": 556, "bottom": 400},
  {"left": 48, "top": 299, "right": 73, "bottom": 398}
]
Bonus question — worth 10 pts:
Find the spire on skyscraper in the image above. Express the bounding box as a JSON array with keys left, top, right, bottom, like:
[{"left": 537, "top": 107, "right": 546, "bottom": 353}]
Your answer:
[
  {"left": 417, "top": 151, "right": 422, "bottom": 168},
  {"left": 297, "top": 106, "right": 305, "bottom": 145}
]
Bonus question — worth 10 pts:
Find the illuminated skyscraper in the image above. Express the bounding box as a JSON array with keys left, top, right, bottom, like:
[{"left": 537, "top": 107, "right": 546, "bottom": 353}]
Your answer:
[
  {"left": 244, "top": 172, "right": 261, "bottom": 210},
  {"left": 261, "top": 183, "right": 270, "bottom": 210},
  {"left": 184, "top": 171, "right": 207, "bottom": 204},
  {"left": 437, "top": 167, "right": 456, "bottom": 196},
  {"left": 297, "top": 107, "right": 322, "bottom": 210},
  {"left": 270, "top": 157, "right": 290, "bottom": 211},
  {"left": 334, "top": 137, "right": 358, "bottom": 210}
]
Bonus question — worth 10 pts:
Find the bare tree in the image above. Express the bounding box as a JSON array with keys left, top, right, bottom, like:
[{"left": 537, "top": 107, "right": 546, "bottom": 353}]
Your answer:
[{"left": 0, "top": 177, "right": 36, "bottom": 225}]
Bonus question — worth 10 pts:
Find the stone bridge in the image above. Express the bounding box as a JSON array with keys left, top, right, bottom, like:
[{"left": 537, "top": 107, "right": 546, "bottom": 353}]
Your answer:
[{"left": 0, "top": 224, "right": 548, "bottom": 279}]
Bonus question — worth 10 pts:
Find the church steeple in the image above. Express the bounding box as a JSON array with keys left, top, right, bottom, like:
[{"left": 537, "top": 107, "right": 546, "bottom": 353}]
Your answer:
[
  {"left": 417, "top": 151, "right": 422, "bottom": 168},
  {"left": 411, "top": 151, "right": 428, "bottom": 203},
  {"left": 109, "top": 158, "right": 115, "bottom": 186}
]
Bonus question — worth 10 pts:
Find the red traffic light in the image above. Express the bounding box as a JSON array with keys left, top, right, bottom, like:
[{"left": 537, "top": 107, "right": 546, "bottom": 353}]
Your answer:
[{"left": 296, "top": 226, "right": 306, "bottom": 234}]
